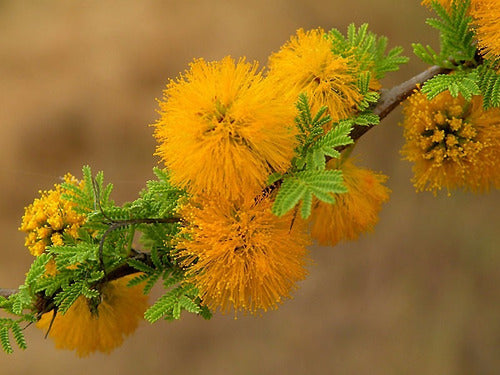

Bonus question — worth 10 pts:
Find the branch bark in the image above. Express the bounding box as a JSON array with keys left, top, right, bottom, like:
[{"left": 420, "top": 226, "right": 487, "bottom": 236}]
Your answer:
[
  {"left": 0, "top": 65, "right": 451, "bottom": 302},
  {"left": 342, "top": 65, "right": 450, "bottom": 149},
  {"left": 0, "top": 289, "right": 18, "bottom": 298}
]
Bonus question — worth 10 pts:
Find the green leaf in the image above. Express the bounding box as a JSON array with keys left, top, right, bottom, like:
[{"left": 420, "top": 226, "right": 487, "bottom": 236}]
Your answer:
[
  {"left": 421, "top": 71, "right": 480, "bottom": 100},
  {"left": 272, "top": 170, "right": 347, "bottom": 218},
  {"left": 25, "top": 253, "right": 51, "bottom": 287},
  {"left": 127, "top": 259, "right": 155, "bottom": 274},
  {"left": 11, "top": 322, "right": 27, "bottom": 350},
  {"left": 413, "top": 0, "right": 475, "bottom": 68},
  {"left": 144, "top": 292, "right": 178, "bottom": 323},
  {"left": 0, "top": 327, "right": 13, "bottom": 354},
  {"left": 476, "top": 64, "right": 500, "bottom": 109},
  {"left": 328, "top": 23, "right": 408, "bottom": 79}
]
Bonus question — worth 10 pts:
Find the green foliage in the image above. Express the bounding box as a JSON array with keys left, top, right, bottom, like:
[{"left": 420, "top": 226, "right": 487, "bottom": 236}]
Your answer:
[
  {"left": 328, "top": 23, "right": 409, "bottom": 79},
  {"left": 476, "top": 64, "right": 500, "bottom": 109},
  {"left": 356, "top": 71, "right": 380, "bottom": 111},
  {"left": 127, "top": 243, "right": 211, "bottom": 322},
  {"left": 0, "top": 326, "right": 12, "bottom": 354},
  {"left": 25, "top": 253, "right": 51, "bottom": 287},
  {"left": 53, "top": 273, "right": 102, "bottom": 315},
  {"left": 293, "top": 94, "right": 354, "bottom": 171},
  {"left": 0, "top": 318, "right": 30, "bottom": 353},
  {"left": 420, "top": 65, "right": 500, "bottom": 109},
  {"left": 62, "top": 165, "right": 114, "bottom": 216},
  {"left": 272, "top": 94, "right": 376, "bottom": 219},
  {"left": 413, "top": 0, "right": 475, "bottom": 68},
  {"left": 0, "top": 256, "right": 49, "bottom": 353},
  {"left": 49, "top": 242, "right": 98, "bottom": 269},
  {"left": 130, "top": 168, "right": 185, "bottom": 219},
  {"left": 272, "top": 169, "right": 347, "bottom": 219},
  {"left": 143, "top": 269, "right": 211, "bottom": 323},
  {"left": 421, "top": 71, "right": 480, "bottom": 100}
]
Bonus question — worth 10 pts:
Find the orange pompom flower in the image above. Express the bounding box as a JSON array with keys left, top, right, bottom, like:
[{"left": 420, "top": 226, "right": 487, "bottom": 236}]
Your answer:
[
  {"left": 37, "top": 275, "right": 148, "bottom": 357},
  {"left": 153, "top": 56, "right": 297, "bottom": 200},
  {"left": 268, "top": 28, "right": 364, "bottom": 124},
  {"left": 19, "top": 174, "right": 86, "bottom": 256},
  {"left": 310, "top": 159, "right": 390, "bottom": 246},
  {"left": 176, "top": 195, "right": 310, "bottom": 314},
  {"left": 401, "top": 90, "right": 500, "bottom": 193},
  {"left": 471, "top": 0, "right": 500, "bottom": 59}
]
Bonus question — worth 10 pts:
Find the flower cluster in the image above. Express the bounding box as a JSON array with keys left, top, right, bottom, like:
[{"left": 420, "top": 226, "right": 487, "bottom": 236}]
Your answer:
[
  {"left": 152, "top": 27, "right": 393, "bottom": 315},
  {"left": 19, "top": 174, "right": 85, "bottom": 256},
  {"left": 401, "top": 90, "right": 500, "bottom": 193}
]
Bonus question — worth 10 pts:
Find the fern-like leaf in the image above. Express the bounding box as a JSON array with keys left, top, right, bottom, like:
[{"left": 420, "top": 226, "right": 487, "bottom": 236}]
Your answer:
[
  {"left": 272, "top": 170, "right": 346, "bottom": 218},
  {"left": 0, "top": 327, "right": 12, "bottom": 354},
  {"left": 476, "top": 65, "right": 500, "bottom": 108},
  {"left": 421, "top": 71, "right": 480, "bottom": 100}
]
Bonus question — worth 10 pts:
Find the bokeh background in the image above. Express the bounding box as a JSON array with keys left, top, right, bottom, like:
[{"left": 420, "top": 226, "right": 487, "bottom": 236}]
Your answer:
[{"left": 0, "top": 1, "right": 499, "bottom": 374}]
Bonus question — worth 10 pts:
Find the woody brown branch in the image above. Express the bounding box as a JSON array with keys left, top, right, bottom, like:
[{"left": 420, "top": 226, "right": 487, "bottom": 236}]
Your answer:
[
  {"left": 0, "top": 65, "right": 451, "bottom": 302},
  {"left": 335, "top": 65, "right": 450, "bottom": 152}
]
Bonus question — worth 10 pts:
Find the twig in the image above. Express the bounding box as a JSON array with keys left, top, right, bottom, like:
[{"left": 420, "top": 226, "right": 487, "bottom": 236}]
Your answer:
[
  {"left": 98, "top": 217, "right": 180, "bottom": 275},
  {"left": 338, "top": 65, "right": 450, "bottom": 151},
  {"left": 0, "top": 289, "right": 18, "bottom": 298}
]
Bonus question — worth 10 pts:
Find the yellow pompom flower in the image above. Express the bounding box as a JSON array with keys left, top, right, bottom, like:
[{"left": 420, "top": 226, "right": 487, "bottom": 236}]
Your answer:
[
  {"left": 154, "top": 56, "right": 297, "bottom": 200},
  {"left": 19, "top": 174, "right": 86, "bottom": 256},
  {"left": 37, "top": 275, "right": 148, "bottom": 357},
  {"left": 268, "top": 28, "right": 364, "bottom": 123},
  {"left": 401, "top": 90, "right": 500, "bottom": 193},
  {"left": 310, "top": 159, "right": 390, "bottom": 246},
  {"left": 176, "top": 195, "right": 310, "bottom": 314},
  {"left": 471, "top": 0, "right": 500, "bottom": 59}
]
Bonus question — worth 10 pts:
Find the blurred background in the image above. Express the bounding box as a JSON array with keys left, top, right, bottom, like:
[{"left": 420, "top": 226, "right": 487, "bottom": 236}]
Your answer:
[{"left": 0, "top": 1, "right": 499, "bottom": 374}]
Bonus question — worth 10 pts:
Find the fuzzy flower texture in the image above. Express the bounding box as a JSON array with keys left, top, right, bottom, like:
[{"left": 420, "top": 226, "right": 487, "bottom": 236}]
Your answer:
[
  {"left": 37, "top": 275, "right": 148, "bottom": 357},
  {"left": 401, "top": 90, "right": 500, "bottom": 193},
  {"left": 154, "top": 56, "right": 297, "bottom": 200},
  {"left": 155, "top": 30, "right": 392, "bottom": 315},
  {"left": 268, "top": 28, "right": 364, "bottom": 124},
  {"left": 176, "top": 195, "right": 310, "bottom": 314}
]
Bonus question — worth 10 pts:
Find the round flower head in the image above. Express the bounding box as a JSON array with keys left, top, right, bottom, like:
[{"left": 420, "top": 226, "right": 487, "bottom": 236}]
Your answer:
[
  {"left": 176, "top": 194, "right": 310, "bottom": 314},
  {"left": 19, "top": 174, "right": 85, "bottom": 256},
  {"left": 268, "top": 28, "right": 364, "bottom": 123},
  {"left": 401, "top": 90, "right": 500, "bottom": 193},
  {"left": 153, "top": 56, "right": 297, "bottom": 200},
  {"left": 37, "top": 275, "right": 148, "bottom": 357},
  {"left": 471, "top": 0, "right": 500, "bottom": 59},
  {"left": 310, "top": 159, "right": 390, "bottom": 246}
]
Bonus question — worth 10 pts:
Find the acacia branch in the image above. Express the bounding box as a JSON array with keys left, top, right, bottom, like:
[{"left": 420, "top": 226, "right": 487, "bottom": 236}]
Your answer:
[
  {"left": 0, "top": 66, "right": 451, "bottom": 302},
  {"left": 341, "top": 65, "right": 450, "bottom": 150}
]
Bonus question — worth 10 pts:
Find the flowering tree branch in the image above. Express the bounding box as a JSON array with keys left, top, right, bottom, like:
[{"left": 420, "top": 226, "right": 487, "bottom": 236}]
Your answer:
[{"left": 0, "top": 65, "right": 450, "bottom": 302}]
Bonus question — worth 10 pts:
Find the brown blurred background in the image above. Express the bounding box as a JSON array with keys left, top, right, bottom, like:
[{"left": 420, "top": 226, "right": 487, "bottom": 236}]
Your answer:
[{"left": 0, "top": 1, "right": 499, "bottom": 374}]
